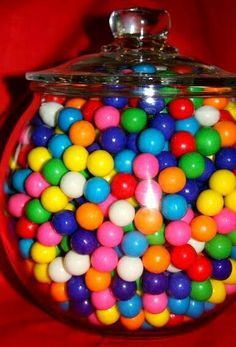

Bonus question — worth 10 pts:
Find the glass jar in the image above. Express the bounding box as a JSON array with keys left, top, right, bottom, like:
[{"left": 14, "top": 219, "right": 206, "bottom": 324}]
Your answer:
[{"left": 0, "top": 8, "right": 236, "bottom": 335}]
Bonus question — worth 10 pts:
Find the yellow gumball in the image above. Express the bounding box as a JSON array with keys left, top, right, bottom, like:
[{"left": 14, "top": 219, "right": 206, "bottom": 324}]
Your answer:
[
  {"left": 196, "top": 189, "right": 224, "bottom": 216},
  {"left": 87, "top": 150, "right": 114, "bottom": 177},
  {"left": 224, "top": 260, "right": 236, "bottom": 285},
  {"left": 209, "top": 170, "right": 236, "bottom": 196},
  {"left": 103, "top": 169, "right": 117, "bottom": 183},
  {"left": 33, "top": 263, "right": 51, "bottom": 283},
  {"left": 28, "top": 147, "right": 52, "bottom": 172},
  {"left": 65, "top": 202, "right": 76, "bottom": 211},
  {"left": 96, "top": 305, "right": 120, "bottom": 325},
  {"left": 208, "top": 279, "right": 226, "bottom": 304},
  {"left": 225, "top": 101, "right": 236, "bottom": 120},
  {"left": 31, "top": 242, "right": 57, "bottom": 264},
  {"left": 225, "top": 190, "right": 236, "bottom": 212},
  {"left": 41, "top": 186, "right": 68, "bottom": 213},
  {"left": 127, "top": 197, "right": 139, "bottom": 207},
  {"left": 63, "top": 145, "right": 88, "bottom": 171},
  {"left": 145, "top": 308, "right": 170, "bottom": 327}
]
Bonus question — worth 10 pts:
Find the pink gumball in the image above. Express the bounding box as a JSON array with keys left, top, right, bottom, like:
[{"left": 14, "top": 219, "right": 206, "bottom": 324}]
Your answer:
[
  {"left": 25, "top": 172, "right": 50, "bottom": 197},
  {"left": 135, "top": 180, "right": 162, "bottom": 208},
  {"left": 88, "top": 313, "right": 103, "bottom": 326},
  {"left": 181, "top": 208, "right": 194, "bottom": 223},
  {"left": 8, "top": 193, "right": 31, "bottom": 217},
  {"left": 91, "top": 246, "right": 118, "bottom": 272},
  {"left": 91, "top": 288, "right": 116, "bottom": 310},
  {"left": 165, "top": 220, "right": 191, "bottom": 246},
  {"left": 97, "top": 221, "right": 123, "bottom": 247},
  {"left": 214, "top": 208, "right": 236, "bottom": 234},
  {"left": 37, "top": 222, "right": 62, "bottom": 246},
  {"left": 98, "top": 194, "right": 117, "bottom": 216},
  {"left": 94, "top": 106, "right": 120, "bottom": 130},
  {"left": 225, "top": 284, "right": 236, "bottom": 295},
  {"left": 133, "top": 153, "right": 159, "bottom": 179},
  {"left": 143, "top": 293, "right": 168, "bottom": 313}
]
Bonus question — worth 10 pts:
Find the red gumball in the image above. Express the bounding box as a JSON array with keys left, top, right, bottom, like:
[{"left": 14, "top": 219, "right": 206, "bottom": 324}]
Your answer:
[
  {"left": 16, "top": 216, "right": 38, "bottom": 238},
  {"left": 219, "top": 109, "right": 233, "bottom": 121},
  {"left": 42, "top": 95, "right": 66, "bottom": 104},
  {"left": 166, "top": 314, "right": 184, "bottom": 327},
  {"left": 111, "top": 173, "right": 137, "bottom": 199},
  {"left": 82, "top": 98, "right": 103, "bottom": 122},
  {"left": 170, "top": 131, "right": 196, "bottom": 157},
  {"left": 170, "top": 244, "right": 197, "bottom": 270},
  {"left": 168, "top": 98, "right": 194, "bottom": 119},
  {"left": 186, "top": 255, "right": 212, "bottom": 281}
]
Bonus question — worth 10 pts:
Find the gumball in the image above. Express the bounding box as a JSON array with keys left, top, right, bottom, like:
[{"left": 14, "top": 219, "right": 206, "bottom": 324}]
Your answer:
[
  {"left": 31, "top": 242, "right": 57, "bottom": 264},
  {"left": 126, "top": 133, "right": 139, "bottom": 153},
  {"left": 170, "top": 131, "right": 196, "bottom": 157},
  {"left": 99, "top": 126, "right": 127, "bottom": 153},
  {"left": 37, "top": 222, "right": 62, "bottom": 246},
  {"left": 16, "top": 216, "right": 38, "bottom": 238},
  {"left": 224, "top": 260, "right": 236, "bottom": 284},
  {"left": 142, "top": 245, "right": 170, "bottom": 273},
  {"left": 63, "top": 145, "right": 88, "bottom": 172},
  {"left": 97, "top": 221, "right": 123, "bottom": 247},
  {"left": 138, "top": 128, "right": 165, "bottom": 155},
  {"left": 144, "top": 308, "right": 170, "bottom": 327},
  {"left": 158, "top": 167, "right": 186, "bottom": 194},
  {"left": 161, "top": 194, "right": 188, "bottom": 221},
  {"left": 209, "top": 170, "right": 236, "bottom": 196},
  {"left": 196, "top": 189, "right": 224, "bottom": 216},
  {"left": 120, "top": 310, "right": 145, "bottom": 330},
  {"left": 114, "top": 149, "right": 136, "bottom": 174},
  {"left": 205, "top": 234, "right": 232, "bottom": 259},
  {"left": 188, "top": 238, "right": 205, "bottom": 254},
  {"left": 170, "top": 244, "right": 197, "bottom": 270},
  {"left": 187, "top": 255, "right": 212, "bottom": 281},
  {"left": 139, "top": 97, "right": 165, "bottom": 115},
  {"left": 133, "top": 153, "right": 159, "bottom": 179},
  {"left": 98, "top": 194, "right": 117, "bottom": 216},
  {"left": 121, "top": 231, "right": 148, "bottom": 257},
  {"left": 69, "top": 120, "right": 96, "bottom": 147},
  {"left": 197, "top": 157, "right": 215, "bottom": 182},
  {"left": 204, "top": 97, "right": 228, "bottom": 110},
  {"left": 149, "top": 113, "right": 175, "bottom": 140},
  {"left": 134, "top": 207, "right": 163, "bottom": 234},
  {"left": 214, "top": 208, "right": 236, "bottom": 234},
  {"left": 71, "top": 228, "right": 98, "bottom": 254},
  {"left": 103, "top": 96, "right": 128, "bottom": 109},
  {"left": 73, "top": 299, "right": 94, "bottom": 316},
  {"left": 91, "top": 246, "right": 118, "bottom": 272},
  {"left": 118, "top": 294, "right": 142, "bottom": 318},
  {"left": 111, "top": 276, "right": 136, "bottom": 300},
  {"left": 81, "top": 98, "right": 103, "bottom": 122},
  {"left": 186, "top": 299, "right": 204, "bottom": 318},
  {"left": 8, "top": 193, "right": 31, "bottom": 218},
  {"left": 143, "top": 292, "right": 168, "bottom": 314},
  {"left": 181, "top": 208, "right": 194, "bottom": 224},
  {"left": 215, "top": 147, "right": 236, "bottom": 170},
  {"left": 168, "top": 98, "right": 194, "bottom": 119},
  {"left": 109, "top": 200, "right": 135, "bottom": 227},
  {"left": 225, "top": 189, "right": 236, "bottom": 212},
  {"left": 194, "top": 105, "right": 220, "bottom": 126},
  {"left": 132, "top": 63, "right": 156, "bottom": 73},
  {"left": 195, "top": 127, "right": 221, "bottom": 156},
  {"left": 175, "top": 116, "right": 200, "bottom": 135},
  {"left": 117, "top": 256, "right": 144, "bottom": 282},
  {"left": 111, "top": 173, "right": 137, "bottom": 199},
  {"left": 87, "top": 150, "right": 114, "bottom": 177},
  {"left": 135, "top": 180, "right": 162, "bottom": 208},
  {"left": 96, "top": 305, "right": 120, "bottom": 325},
  {"left": 142, "top": 271, "right": 169, "bottom": 294},
  {"left": 76, "top": 203, "right": 104, "bottom": 230},
  {"left": 42, "top": 158, "right": 68, "bottom": 185},
  {"left": 25, "top": 199, "right": 52, "bottom": 224},
  {"left": 67, "top": 276, "right": 90, "bottom": 301},
  {"left": 84, "top": 177, "right": 110, "bottom": 203},
  {"left": 156, "top": 151, "right": 177, "bottom": 171},
  {"left": 11, "top": 169, "right": 32, "bottom": 193},
  {"left": 208, "top": 279, "right": 226, "bottom": 304},
  {"left": 48, "top": 134, "right": 72, "bottom": 158},
  {"left": 50, "top": 282, "right": 69, "bottom": 302},
  {"left": 85, "top": 267, "right": 111, "bottom": 291},
  {"left": 52, "top": 210, "right": 77, "bottom": 235},
  {"left": 94, "top": 105, "right": 120, "bottom": 130},
  {"left": 165, "top": 221, "right": 191, "bottom": 246},
  {"left": 64, "top": 250, "right": 90, "bottom": 275},
  {"left": 228, "top": 230, "right": 236, "bottom": 245},
  {"left": 212, "top": 259, "right": 232, "bottom": 280},
  {"left": 65, "top": 98, "right": 86, "bottom": 109},
  {"left": 31, "top": 125, "right": 54, "bottom": 147},
  {"left": 60, "top": 171, "right": 86, "bottom": 199},
  {"left": 213, "top": 120, "right": 236, "bottom": 147},
  {"left": 57, "top": 107, "right": 83, "bottom": 131},
  {"left": 91, "top": 288, "right": 116, "bottom": 310},
  {"left": 19, "top": 239, "right": 34, "bottom": 259},
  {"left": 28, "top": 147, "right": 52, "bottom": 172},
  {"left": 146, "top": 225, "right": 165, "bottom": 245},
  {"left": 121, "top": 108, "right": 147, "bottom": 133},
  {"left": 179, "top": 152, "right": 205, "bottom": 179},
  {"left": 39, "top": 102, "right": 63, "bottom": 127},
  {"left": 179, "top": 179, "right": 200, "bottom": 204},
  {"left": 190, "top": 215, "right": 217, "bottom": 242},
  {"left": 25, "top": 172, "right": 50, "bottom": 198},
  {"left": 168, "top": 272, "right": 191, "bottom": 299},
  {"left": 33, "top": 263, "right": 51, "bottom": 283},
  {"left": 168, "top": 296, "right": 190, "bottom": 315},
  {"left": 41, "top": 186, "right": 68, "bottom": 213}
]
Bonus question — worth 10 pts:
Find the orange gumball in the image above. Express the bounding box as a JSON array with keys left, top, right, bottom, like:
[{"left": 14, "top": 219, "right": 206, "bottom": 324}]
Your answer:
[
  {"left": 85, "top": 267, "right": 111, "bottom": 291},
  {"left": 191, "top": 215, "right": 217, "bottom": 242},
  {"left": 76, "top": 203, "right": 104, "bottom": 230},
  {"left": 142, "top": 245, "right": 170, "bottom": 273},
  {"left": 69, "top": 120, "right": 96, "bottom": 147},
  {"left": 213, "top": 121, "right": 236, "bottom": 147},
  {"left": 65, "top": 97, "right": 86, "bottom": 109},
  {"left": 204, "top": 97, "right": 229, "bottom": 110},
  {"left": 158, "top": 167, "right": 186, "bottom": 193},
  {"left": 50, "top": 282, "right": 69, "bottom": 302},
  {"left": 120, "top": 310, "right": 145, "bottom": 330},
  {"left": 134, "top": 207, "right": 163, "bottom": 235}
]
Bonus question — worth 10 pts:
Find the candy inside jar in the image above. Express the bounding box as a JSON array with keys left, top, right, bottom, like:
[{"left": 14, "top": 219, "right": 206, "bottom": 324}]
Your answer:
[{"left": 1, "top": 7, "right": 236, "bottom": 334}]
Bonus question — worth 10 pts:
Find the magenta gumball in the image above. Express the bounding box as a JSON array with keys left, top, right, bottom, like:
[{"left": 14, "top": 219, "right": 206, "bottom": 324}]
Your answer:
[
  {"left": 91, "top": 246, "right": 118, "bottom": 272},
  {"left": 98, "top": 194, "right": 117, "bottom": 216},
  {"left": 37, "top": 222, "right": 62, "bottom": 246},
  {"left": 8, "top": 193, "right": 31, "bottom": 217},
  {"left": 143, "top": 292, "right": 168, "bottom": 313},
  {"left": 133, "top": 153, "right": 159, "bottom": 179},
  {"left": 181, "top": 208, "right": 195, "bottom": 223},
  {"left": 94, "top": 106, "right": 120, "bottom": 130},
  {"left": 214, "top": 208, "right": 236, "bottom": 234},
  {"left": 91, "top": 288, "right": 116, "bottom": 310},
  {"left": 25, "top": 172, "right": 50, "bottom": 197},
  {"left": 97, "top": 221, "right": 123, "bottom": 247},
  {"left": 135, "top": 180, "right": 162, "bottom": 208},
  {"left": 165, "top": 220, "right": 191, "bottom": 246}
]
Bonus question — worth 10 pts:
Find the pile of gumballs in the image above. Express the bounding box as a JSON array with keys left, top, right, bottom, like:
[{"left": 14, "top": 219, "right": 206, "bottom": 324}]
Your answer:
[{"left": 6, "top": 89, "right": 236, "bottom": 331}]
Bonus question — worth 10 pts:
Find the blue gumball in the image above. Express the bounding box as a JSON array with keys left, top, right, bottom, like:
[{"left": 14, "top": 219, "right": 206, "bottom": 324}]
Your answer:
[
  {"left": 48, "top": 134, "right": 72, "bottom": 158},
  {"left": 149, "top": 113, "right": 175, "bottom": 140},
  {"left": 157, "top": 151, "right": 177, "bottom": 171},
  {"left": 168, "top": 296, "right": 190, "bottom": 315},
  {"left": 138, "top": 128, "right": 165, "bottom": 155},
  {"left": 117, "top": 294, "right": 142, "bottom": 318},
  {"left": 114, "top": 149, "right": 136, "bottom": 173},
  {"left": 126, "top": 133, "right": 139, "bottom": 153},
  {"left": 67, "top": 276, "right": 90, "bottom": 301},
  {"left": 215, "top": 147, "right": 236, "bottom": 170},
  {"left": 52, "top": 210, "right": 78, "bottom": 235},
  {"left": 57, "top": 107, "right": 83, "bottom": 132},
  {"left": 168, "top": 272, "right": 191, "bottom": 299},
  {"left": 100, "top": 126, "right": 127, "bottom": 154},
  {"left": 175, "top": 116, "right": 200, "bottom": 135},
  {"left": 186, "top": 299, "right": 204, "bottom": 318},
  {"left": 11, "top": 169, "right": 31, "bottom": 193},
  {"left": 121, "top": 231, "right": 148, "bottom": 257},
  {"left": 139, "top": 97, "right": 165, "bottom": 115},
  {"left": 103, "top": 96, "right": 128, "bottom": 109},
  {"left": 179, "top": 179, "right": 200, "bottom": 204},
  {"left": 19, "top": 238, "right": 34, "bottom": 259},
  {"left": 161, "top": 194, "right": 188, "bottom": 220},
  {"left": 31, "top": 125, "right": 54, "bottom": 146},
  {"left": 84, "top": 177, "right": 110, "bottom": 203}
]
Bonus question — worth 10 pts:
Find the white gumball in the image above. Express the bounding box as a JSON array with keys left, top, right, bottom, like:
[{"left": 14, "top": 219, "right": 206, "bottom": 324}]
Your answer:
[
  {"left": 167, "top": 263, "right": 182, "bottom": 273},
  {"left": 194, "top": 105, "right": 220, "bottom": 126},
  {"left": 48, "top": 257, "right": 72, "bottom": 282},
  {"left": 39, "top": 102, "right": 63, "bottom": 127},
  {"left": 117, "top": 256, "right": 143, "bottom": 282},
  {"left": 64, "top": 250, "right": 90, "bottom": 275},
  {"left": 60, "top": 171, "right": 86, "bottom": 198},
  {"left": 109, "top": 200, "right": 135, "bottom": 227},
  {"left": 188, "top": 238, "right": 205, "bottom": 253}
]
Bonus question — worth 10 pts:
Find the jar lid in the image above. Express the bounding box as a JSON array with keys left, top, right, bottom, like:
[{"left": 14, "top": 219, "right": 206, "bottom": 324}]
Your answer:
[{"left": 26, "top": 8, "right": 236, "bottom": 97}]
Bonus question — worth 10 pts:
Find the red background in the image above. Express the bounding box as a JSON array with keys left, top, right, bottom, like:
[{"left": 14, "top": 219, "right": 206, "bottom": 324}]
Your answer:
[{"left": 0, "top": 0, "right": 236, "bottom": 346}]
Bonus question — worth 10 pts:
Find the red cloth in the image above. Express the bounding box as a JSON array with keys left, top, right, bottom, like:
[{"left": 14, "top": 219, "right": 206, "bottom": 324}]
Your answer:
[{"left": 0, "top": 0, "right": 236, "bottom": 345}]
